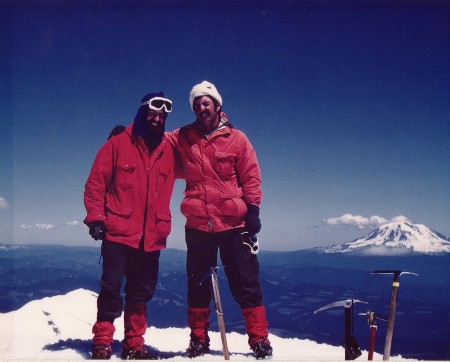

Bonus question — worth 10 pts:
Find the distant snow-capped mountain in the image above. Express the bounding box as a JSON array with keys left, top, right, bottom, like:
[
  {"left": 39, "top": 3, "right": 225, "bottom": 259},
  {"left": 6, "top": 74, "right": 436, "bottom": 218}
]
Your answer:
[{"left": 324, "top": 221, "right": 450, "bottom": 255}]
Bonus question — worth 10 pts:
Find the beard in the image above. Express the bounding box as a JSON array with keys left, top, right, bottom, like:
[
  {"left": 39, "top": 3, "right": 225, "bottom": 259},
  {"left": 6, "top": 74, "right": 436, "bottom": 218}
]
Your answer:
[{"left": 143, "top": 122, "right": 165, "bottom": 151}]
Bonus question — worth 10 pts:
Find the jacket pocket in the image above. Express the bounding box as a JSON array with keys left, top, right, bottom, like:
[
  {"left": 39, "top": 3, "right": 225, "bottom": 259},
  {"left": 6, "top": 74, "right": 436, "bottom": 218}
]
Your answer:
[
  {"left": 220, "top": 198, "right": 247, "bottom": 218},
  {"left": 213, "top": 151, "right": 235, "bottom": 180},
  {"left": 156, "top": 162, "right": 170, "bottom": 191},
  {"left": 115, "top": 161, "right": 137, "bottom": 190},
  {"left": 180, "top": 197, "right": 205, "bottom": 217},
  {"left": 105, "top": 207, "right": 133, "bottom": 235},
  {"left": 155, "top": 211, "right": 171, "bottom": 238}
]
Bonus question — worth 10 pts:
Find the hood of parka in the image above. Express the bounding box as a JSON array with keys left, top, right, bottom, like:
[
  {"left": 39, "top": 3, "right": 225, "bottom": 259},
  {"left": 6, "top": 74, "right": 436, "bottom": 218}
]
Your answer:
[{"left": 133, "top": 91, "right": 165, "bottom": 137}]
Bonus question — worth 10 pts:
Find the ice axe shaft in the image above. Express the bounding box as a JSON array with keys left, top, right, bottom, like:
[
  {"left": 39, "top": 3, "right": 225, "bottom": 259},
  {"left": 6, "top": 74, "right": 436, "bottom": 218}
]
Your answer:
[
  {"left": 368, "top": 323, "right": 377, "bottom": 361},
  {"left": 359, "top": 311, "right": 387, "bottom": 360},
  {"left": 210, "top": 267, "right": 230, "bottom": 360},
  {"left": 372, "top": 270, "right": 417, "bottom": 361},
  {"left": 384, "top": 276, "right": 399, "bottom": 361}
]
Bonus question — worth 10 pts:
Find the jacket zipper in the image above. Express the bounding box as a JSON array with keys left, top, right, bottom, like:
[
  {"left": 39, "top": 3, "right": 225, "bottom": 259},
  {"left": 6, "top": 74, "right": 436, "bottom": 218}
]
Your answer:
[{"left": 140, "top": 152, "right": 151, "bottom": 250}]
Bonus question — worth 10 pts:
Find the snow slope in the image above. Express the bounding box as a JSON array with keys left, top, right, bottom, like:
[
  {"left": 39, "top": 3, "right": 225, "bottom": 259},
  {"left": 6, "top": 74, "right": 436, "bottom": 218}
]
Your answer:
[
  {"left": 0, "top": 289, "right": 417, "bottom": 360},
  {"left": 324, "top": 221, "right": 450, "bottom": 254}
]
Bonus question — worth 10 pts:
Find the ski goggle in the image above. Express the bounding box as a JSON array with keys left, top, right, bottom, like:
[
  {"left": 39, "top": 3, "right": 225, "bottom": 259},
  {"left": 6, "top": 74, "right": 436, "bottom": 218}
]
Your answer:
[{"left": 140, "top": 97, "right": 173, "bottom": 113}]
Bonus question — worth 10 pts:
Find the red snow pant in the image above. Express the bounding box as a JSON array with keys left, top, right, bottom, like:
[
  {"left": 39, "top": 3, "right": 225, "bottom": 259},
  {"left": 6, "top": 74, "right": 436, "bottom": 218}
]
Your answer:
[
  {"left": 92, "top": 241, "right": 160, "bottom": 349},
  {"left": 186, "top": 228, "right": 269, "bottom": 346}
]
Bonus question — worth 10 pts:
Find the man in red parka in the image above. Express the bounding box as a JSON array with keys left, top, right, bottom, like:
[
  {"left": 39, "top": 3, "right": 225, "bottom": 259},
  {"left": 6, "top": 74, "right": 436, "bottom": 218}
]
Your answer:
[
  {"left": 168, "top": 81, "right": 273, "bottom": 359},
  {"left": 84, "top": 92, "right": 177, "bottom": 359}
]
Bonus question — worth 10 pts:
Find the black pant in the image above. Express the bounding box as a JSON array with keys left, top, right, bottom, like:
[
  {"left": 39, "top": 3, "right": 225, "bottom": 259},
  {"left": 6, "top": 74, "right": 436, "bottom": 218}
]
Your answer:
[
  {"left": 186, "top": 228, "right": 263, "bottom": 309},
  {"left": 97, "top": 240, "right": 160, "bottom": 322}
]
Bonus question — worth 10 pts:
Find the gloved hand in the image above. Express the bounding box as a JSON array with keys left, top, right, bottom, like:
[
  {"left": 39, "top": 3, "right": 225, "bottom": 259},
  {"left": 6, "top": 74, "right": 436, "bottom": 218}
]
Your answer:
[
  {"left": 245, "top": 204, "right": 261, "bottom": 236},
  {"left": 88, "top": 221, "right": 106, "bottom": 241}
]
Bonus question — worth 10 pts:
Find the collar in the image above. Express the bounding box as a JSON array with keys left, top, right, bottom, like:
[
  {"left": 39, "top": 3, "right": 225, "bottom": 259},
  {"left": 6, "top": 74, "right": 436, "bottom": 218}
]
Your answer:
[{"left": 195, "top": 118, "right": 229, "bottom": 140}]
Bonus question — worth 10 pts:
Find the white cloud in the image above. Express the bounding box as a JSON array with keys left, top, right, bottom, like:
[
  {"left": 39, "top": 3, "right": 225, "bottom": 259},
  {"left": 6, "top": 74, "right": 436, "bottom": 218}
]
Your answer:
[
  {"left": 0, "top": 197, "right": 9, "bottom": 209},
  {"left": 324, "top": 213, "right": 409, "bottom": 229},
  {"left": 361, "top": 245, "right": 411, "bottom": 256},
  {"left": 20, "top": 223, "right": 55, "bottom": 231},
  {"left": 65, "top": 220, "right": 82, "bottom": 227},
  {"left": 391, "top": 215, "right": 411, "bottom": 223},
  {"left": 36, "top": 224, "right": 55, "bottom": 230},
  {"left": 368, "top": 215, "right": 390, "bottom": 225}
]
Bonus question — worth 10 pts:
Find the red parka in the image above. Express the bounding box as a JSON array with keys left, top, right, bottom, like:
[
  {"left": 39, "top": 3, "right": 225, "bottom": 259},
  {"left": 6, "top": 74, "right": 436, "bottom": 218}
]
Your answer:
[
  {"left": 168, "top": 123, "right": 262, "bottom": 233},
  {"left": 84, "top": 124, "right": 177, "bottom": 252}
]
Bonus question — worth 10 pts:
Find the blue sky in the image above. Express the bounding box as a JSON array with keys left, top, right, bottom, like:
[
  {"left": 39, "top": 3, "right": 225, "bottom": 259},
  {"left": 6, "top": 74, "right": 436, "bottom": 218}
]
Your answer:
[{"left": 1, "top": 1, "right": 449, "bottom": 251}]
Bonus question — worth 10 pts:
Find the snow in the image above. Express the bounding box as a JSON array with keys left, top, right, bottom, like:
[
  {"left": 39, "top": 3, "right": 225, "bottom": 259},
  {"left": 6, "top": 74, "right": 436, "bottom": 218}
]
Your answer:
[
  {"left": 324, "top": 221, "right": 450, "bottom": 254},
  {"left": 0, "top": 289, "right": 417, "bottom": 360}
]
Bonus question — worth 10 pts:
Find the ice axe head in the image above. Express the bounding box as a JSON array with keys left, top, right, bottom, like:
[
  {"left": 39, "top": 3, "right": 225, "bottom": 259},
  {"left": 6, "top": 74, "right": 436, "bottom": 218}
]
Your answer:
[
  {"left": 358, "top": 311, "right": 388, "bottom": 325},
  {"left": 314, "top": 299, "right": 368, "bottom": 314},
  {"left": 314, "top": 299, "right": 367, "bottom": 360},
  {"left": 371, "top": 270, "right": 418, "bottom": 282}
]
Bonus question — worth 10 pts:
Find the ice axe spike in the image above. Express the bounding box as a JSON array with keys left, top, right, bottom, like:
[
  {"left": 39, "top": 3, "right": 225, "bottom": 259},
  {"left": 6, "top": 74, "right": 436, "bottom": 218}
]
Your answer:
[
  {"left": 315, "top": 299, "right": 368, "bottom": 360},
  {"left": 372, "top": 270, "right": 418, "bottom": 361}
]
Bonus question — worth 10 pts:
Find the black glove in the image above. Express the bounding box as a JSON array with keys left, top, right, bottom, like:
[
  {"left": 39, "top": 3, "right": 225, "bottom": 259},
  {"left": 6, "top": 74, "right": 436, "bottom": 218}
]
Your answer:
[
  {"left": 245, "top": 204, "right": 261, "bottom": 236},
  {"left": 88, "top": 221, "right": 106, "bottom": 241}
]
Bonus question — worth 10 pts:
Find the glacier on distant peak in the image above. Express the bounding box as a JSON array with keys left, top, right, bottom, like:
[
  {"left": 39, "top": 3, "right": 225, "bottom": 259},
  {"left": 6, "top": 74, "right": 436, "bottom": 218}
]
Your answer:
[{"left": 324, "top": 221, "right": 450, "bottom": 255}]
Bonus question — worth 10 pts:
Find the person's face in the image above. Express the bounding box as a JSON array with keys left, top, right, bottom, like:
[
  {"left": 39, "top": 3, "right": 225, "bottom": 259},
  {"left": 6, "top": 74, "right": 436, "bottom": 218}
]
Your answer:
[
  {"left": 193, "top": 96, "right": 220, "bottom": 131},
  {"left": 145, "top": 109, "right": 166, "bottom": 134}
]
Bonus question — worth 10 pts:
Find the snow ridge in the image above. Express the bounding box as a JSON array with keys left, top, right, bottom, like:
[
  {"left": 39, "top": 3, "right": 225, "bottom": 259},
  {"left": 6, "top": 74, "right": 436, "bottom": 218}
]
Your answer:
[{"left": 0, "top": 289, "right": 420, "bottom": 360}]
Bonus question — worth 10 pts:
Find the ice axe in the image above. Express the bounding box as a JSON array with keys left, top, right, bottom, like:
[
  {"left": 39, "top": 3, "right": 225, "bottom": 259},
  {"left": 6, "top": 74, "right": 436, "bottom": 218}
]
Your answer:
[
  {"left": 210, "top": 266, "right": 230, "bottom": 360},
  {"left": 199, "top": 266, "right": 230, "bottom": 360},
  {"left": 358, "top": 311, "right": 387, "bottom": 360},
  {"left": 314, "top": 299, "right": 368, "bottom": 360},
  {"left": 371, "top": 270, "right": 418, "bottom": 360}
]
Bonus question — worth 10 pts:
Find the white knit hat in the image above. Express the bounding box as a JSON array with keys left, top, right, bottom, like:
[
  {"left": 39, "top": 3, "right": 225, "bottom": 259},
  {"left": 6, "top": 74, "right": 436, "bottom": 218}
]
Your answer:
[{"left": 189, "top": 81, "right": 223, "bottom": 111}]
